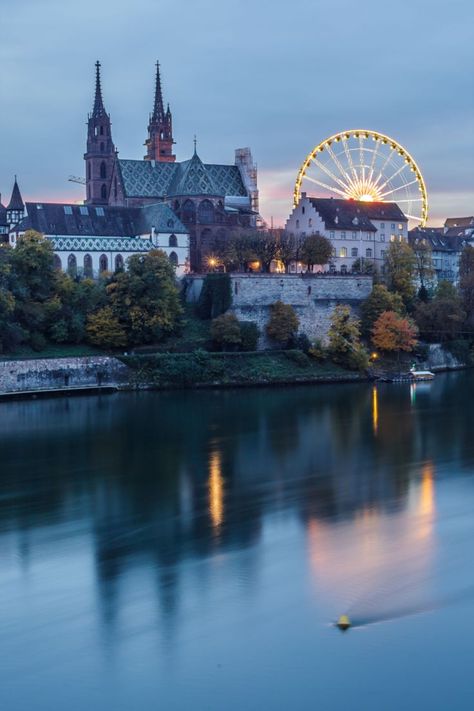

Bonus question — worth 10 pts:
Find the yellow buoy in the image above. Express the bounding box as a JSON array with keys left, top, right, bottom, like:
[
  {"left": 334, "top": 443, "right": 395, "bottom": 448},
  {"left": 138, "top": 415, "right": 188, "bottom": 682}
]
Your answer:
[{"left": 337, "top": 614, "right": 351, "bottom": 631}]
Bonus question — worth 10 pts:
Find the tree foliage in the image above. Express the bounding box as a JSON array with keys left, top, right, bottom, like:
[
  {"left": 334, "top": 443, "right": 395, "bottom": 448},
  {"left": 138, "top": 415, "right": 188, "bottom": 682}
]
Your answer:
[
  {"left": 266, "top": 301, "right": 299, "bottom": 346},
  {"left": 327, "top": 304, "right": 368, "bottom": 370},
  {"left": 414, "top": 281, "right": 465, "bottom": 342},
  {"left": 86, "top": 307, "right": 127, "bottom": 348},
  {"left": 384, "top": 241, "right": 417, "bottom": 305},
  {"left": 360, "top": 284, "right": 405, "bottom": 338},
  {"left": 459, "top": 245, "right": 474, "bottom": 329},
  {"left": 412, "top": 239, "right": 435, "bottom": 291},
  {"left": 197, "top": 273, "right": 232, "bottom": 319},
  {"left": 210, "top": 313, "right": 242, "bottom": 350},
  {"left": 372, "top": 310, "right": 418, "bottom": 354},
  {"left": 300, "top": 233, "right": 333, "bottom": 270}
]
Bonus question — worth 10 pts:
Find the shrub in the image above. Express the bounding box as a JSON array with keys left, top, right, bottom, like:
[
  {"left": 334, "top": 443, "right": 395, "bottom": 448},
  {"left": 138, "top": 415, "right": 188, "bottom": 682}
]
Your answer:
[
  {"left": 210, "top": 313, "right": 242, "bottom": 350},
  {"left": 197, "top": 273, "right": 232, "bottom": 319},
  {"left": 308, "top": 339, "right": 327, "bottom": 362},
  {"left": 239, "top": 321, "right": 259, "bottom": 351},
  {"left": 266, "top": 301, "right": 299, "bottom": 347},
  {"left": 284, "top": 349, "right": 310, "bottom": 367}
]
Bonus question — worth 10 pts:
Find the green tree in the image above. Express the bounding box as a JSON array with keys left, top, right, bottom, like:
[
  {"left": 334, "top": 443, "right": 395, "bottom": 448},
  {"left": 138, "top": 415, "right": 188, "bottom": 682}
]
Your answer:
[
  {"left": 360, "top": 284, "right": 405, "bottom": 338},
  {"left": 328, "top": 304, "right": 369, "bottom": 370},
  {"left": 277, "top": 233, "right": 298, "bottom": 272},
  {"left": 249, "top": 232, "right": 280, "bottom": 272},
  {"left": 210, "top": 313, "right": 242, "bottom": 350},
  {"left": 220, "top": 233, "right": 257, "bottom": 272},
  {"left": 384, "top": 241, "right": 416, "bottom": 305},
  {"left": 300, "top": 233, "right": 333, "bottom": 271},
  {"left": 414, "top": 281, "right": 465, "bottom": 342},
  {"left": 107, "top": 250, "right": 182, "bottom": 346},
  {"left": 86, "top": 307, "right": 127, "bottom": 348},
  {"left": 197, "top": 273, "right": 232, "bottom": 319},
  {"left": 352, "top": 257, "right": 376, "bottom": 275},
  {"left": 459, "top": 245, "right": 474, "bottom": 329},
  {"left": 266, "top": 300, "right": 299, "bottom": 347},
  {"left": 412, "top": 238, "right": 435, "bottom": 293}
]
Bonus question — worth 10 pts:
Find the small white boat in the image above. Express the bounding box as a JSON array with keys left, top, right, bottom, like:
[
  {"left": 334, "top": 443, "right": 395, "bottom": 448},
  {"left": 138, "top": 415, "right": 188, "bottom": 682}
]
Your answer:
[{"left": 410, "top": 369, "right": 435, "bottom": 381}]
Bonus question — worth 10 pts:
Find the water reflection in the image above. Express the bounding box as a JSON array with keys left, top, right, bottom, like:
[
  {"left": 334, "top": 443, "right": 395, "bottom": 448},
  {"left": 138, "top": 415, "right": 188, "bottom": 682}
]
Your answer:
[{"left": 208, "top": 449, "right": 224, "bottom": 529}]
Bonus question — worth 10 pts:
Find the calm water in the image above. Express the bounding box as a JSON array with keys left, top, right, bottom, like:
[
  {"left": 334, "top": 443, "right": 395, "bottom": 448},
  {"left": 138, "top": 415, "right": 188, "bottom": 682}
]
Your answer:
[{"left": 1, "top": 374, "right": 474, "bottom": 710}]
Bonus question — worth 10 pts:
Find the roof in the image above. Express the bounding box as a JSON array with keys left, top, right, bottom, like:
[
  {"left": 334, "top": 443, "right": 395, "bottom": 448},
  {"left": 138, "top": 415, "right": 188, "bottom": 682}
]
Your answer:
[
  {"left": 0, "top": 195, "right": 7, "bottom": 225},
  {"left": 117, "top": 155, "right": 248, "bottom": 199},
  {"left": 47, "top": 235, "right": 153, "bottom": 253},
  {"left": 19, "top": 202, "right": 188, "bottom": 237},
  {"left": 306, "top": 198, "right": 407, "bottom": 232},
  {"left": 7, "top": 179, "right": 24, "bottom": 211},
  {"left": 408, "top": 228, "right": 473, "bottom": 253},
  {"left": 444, "top": 216, "right": 474, "bottom": 229}
]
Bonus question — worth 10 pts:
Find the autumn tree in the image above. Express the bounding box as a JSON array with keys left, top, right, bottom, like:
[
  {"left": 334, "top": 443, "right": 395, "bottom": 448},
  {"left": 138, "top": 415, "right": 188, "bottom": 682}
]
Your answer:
[
  {"left": 372, "top": 310, "right": 418, "bottom": 366},
  {"left": 266, "top": 300, "right": 299, "bottom": 347},
  {"left": 300, "top": 233, "right": 333, "bottom": 271},
  {"left": 327, "top": 304, "right": 369, "bottom": 370},
  {"left": 86, "top": 306, "right": 127, "bottom": 348},
  {"left": 360, "top": 284, "right": 405, "bottom": 338},
  {"left": 384, "top": 241, "right": 416, "bottom": 305}
]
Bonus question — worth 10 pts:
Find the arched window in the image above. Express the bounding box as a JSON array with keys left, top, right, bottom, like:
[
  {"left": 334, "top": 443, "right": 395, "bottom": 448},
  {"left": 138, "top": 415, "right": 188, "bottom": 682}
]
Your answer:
[
  {"left": 366, "top": 248, "right": 373, "bottom": 258},
  {"left": 67, "top": 253, "right": 77, "bottom": 277},
  {"left": 99, "top": 254, "right": 108, "bottom": 273},
  {"left": 198, "top": 199, "right": 214, "bottom": 224},
  {"left": 115, "top": 254, "right": 124, "bottom": 272},
  {"left": 100, "top": 161, "right": 106, "bottom": 179},
  {"left": 87, "top": 163, "right": 91, "bottom": 180},
  {"left": 101, "top": 183, "right": 107, "bottom": 200},
  {"left": 169, "top": 251, "right": 178, "bottom": 267},
  {"left": 182, "top": 200, "right": 196, "bottom": 223},
  {"left": 84, "top": 254, "right": 93, "bottom": 277},
  {"left": 53, "top": 254, "right": 62, "bottom": 270},
  {"left": 169, "top": 234, "right": 177, "bottom": 247},
  {"left": 100, "top": 125, "right": 104, "bottom": 135}
]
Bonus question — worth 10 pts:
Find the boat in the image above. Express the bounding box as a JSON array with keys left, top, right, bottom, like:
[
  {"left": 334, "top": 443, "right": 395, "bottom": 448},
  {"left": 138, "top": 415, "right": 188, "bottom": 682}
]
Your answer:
[{"left": 410, "top": 368, "right": 435, "bottom": 381}]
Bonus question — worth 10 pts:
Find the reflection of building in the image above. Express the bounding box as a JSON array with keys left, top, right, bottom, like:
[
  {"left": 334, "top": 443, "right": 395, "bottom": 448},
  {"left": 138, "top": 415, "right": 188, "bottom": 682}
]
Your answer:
[
  {"left": 285, "top": 194, "right": 408, "bottom": 273},
  {"left": 86, "top": 62, "right": 259, "bottom": 272}
]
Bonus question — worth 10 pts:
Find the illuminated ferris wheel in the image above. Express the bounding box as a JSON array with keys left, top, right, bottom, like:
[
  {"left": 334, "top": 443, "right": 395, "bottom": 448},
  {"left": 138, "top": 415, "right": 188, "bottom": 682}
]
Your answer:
[{"left": 294, "top": 130, "right": 428, "bottom": 226}]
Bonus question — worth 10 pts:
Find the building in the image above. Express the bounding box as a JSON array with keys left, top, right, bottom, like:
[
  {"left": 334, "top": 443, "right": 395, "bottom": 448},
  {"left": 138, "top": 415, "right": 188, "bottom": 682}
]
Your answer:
[
  {"left": 0, "top": 178, "right": 25, "bottom": 244},
  {"left": 85, "top": 62, "right": 259, "bottom": 271},
  {"left": 285, "top": 194, "right": 408, "bottom": 272},
  {"left": 409, "top": 222, "right": 474, "bottom": 284},
  {"left": 10, "top": 202, "right": 190, "bottom": 278}
]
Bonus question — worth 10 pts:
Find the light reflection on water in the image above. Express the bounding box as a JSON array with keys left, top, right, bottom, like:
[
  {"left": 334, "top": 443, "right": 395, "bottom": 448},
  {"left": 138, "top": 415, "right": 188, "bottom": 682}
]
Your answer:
[{"left": 1, "top": 373, "right": 474, "bottom": 710}]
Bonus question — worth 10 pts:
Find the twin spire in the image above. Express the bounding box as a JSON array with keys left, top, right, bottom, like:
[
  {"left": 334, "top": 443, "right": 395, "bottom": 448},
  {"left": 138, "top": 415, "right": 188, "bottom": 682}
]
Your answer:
[{"left": 92, "top": 61, "right": 106, "bottom": 118}]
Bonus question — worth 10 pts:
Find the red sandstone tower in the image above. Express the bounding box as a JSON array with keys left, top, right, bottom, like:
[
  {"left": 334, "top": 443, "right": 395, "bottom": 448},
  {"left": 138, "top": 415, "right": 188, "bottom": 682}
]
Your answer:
[
  {"left": 144, "top": 62, "right": 175, "bottom": 162},
  {"left": 84, "top": 62, "right": 116, "bottom": 205}
]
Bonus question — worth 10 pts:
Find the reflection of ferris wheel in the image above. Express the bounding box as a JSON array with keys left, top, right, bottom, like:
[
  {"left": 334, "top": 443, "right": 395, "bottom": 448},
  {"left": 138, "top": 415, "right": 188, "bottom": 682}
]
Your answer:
[{"left": 294, "top": 129, "right": 428, "bottom": 226}]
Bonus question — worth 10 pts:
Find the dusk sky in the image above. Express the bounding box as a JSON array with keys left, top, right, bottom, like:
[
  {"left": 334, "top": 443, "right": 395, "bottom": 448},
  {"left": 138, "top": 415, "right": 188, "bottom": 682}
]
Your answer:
[{"left": 1, "top": 0, "right": 473, "bottom": 226}]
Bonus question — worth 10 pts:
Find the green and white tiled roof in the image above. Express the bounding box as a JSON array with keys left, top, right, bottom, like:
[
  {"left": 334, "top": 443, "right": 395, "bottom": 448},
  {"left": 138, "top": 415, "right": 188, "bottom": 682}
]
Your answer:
[{"left": 48, "top": 236, "right": 153, "bottom": 252}]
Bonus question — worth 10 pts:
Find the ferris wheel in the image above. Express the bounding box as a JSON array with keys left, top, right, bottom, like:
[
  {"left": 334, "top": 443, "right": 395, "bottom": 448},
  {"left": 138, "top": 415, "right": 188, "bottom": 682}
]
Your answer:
[{"left": 294, "top": 130, "right": 428, "bottom": 226}]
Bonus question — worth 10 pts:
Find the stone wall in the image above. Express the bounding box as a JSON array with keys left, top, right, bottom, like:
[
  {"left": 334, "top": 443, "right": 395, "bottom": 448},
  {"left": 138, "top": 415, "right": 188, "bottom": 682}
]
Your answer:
[
  {"left": 186, "top": 273, "right": 373, "bottom": 345},
  {"left": 0, "top": 356, "right": 130, "bottom": 394}
]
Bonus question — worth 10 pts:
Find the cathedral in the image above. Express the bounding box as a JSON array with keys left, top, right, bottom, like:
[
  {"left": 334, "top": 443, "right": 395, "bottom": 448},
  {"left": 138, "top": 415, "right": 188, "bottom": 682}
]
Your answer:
[{"left": 84, "top": 62, "right": 260, "bottom": 271}]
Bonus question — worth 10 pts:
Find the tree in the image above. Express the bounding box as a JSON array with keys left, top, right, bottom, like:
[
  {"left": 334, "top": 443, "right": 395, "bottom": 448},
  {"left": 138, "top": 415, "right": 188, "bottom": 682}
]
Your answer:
[
  {"left": 249, "top": 232, "right": 280, "bottom": 272},
  {"left": 384, "top": 241, "right": 416, "bottom": 305},
  {"left": 352, "top": 258, "right": 376, "bottom": 275},
  {"left": 266, "top": 301, "right": 299, "bottom": 347},
  {"left": 360, "top": 284, "right": 405, "bottom": 338},
  {"left": 414, "top": 280, "right": 465, "bottom": 342},
  {"left": 219, "top": 233, "right": 257, "bottom": 272},
  {"left": 412, "top": 238, "right": 435, "bottom": 293},
  {"left": 372, "top": 310, "right": 418, "bottom": 365},
  {"left": 210, "top": 313, "right": 242, "bottom": 350},
  {"left": 197, "top": 273, "right": 232, "bottom": 319},
  {"left": 106, "top": 250, "right": 182, "bottom": 345},
  {"left": 300, "top": 233, "right": 333, "bottom": 271},
  {"left": 277, "top": 233, "right": 298, "bottom": 272},
  {"left": 459, "top": 245, "right": 474, "bottom": 329},
  {"left": 327, "top": 304, "right": 369, "bottom": 370},
  {"left": 86, "top": 307, "right": 127, "bottom": 348}
]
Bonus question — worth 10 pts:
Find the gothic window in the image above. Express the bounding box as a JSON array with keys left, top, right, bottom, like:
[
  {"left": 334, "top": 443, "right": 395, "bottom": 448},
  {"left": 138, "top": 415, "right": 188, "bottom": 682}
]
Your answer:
[
  {"left": 115, "top": 254, "right": 124, "bottom": 272},
  {"left": 53, "top": 254, "right": 62, "bottom": 270},
  {"left": 182, "top": 200, "right": 196, "bottom": 223},
  {"left": 87, "top": 163, "right": 91, "bottom": 180},
  {"left": 169, "top": 234, "right": 177, "bottom": 247},
  {"left": 100, "top": 162, "right": 107, "bottom": 179},
  {"left": 198, "top": 200, "right": 214, "bottom": 224},
  {"left": 67, "top": 253, "right": 77, "bottom": 277},
  {"left": 169, "top": 251, "right": 178, "bottom": 266},
  {"left": 366, "top": 248, "right": 373, "bottom": 258},
  {"left": 101, "top": 184, "right": 107, "bottom": 200},
  {"left": 99, "top": 254, "right": 108, "bottom": 273},
  {"left": 100, "top": 126, "right": 104, "bottom": 135},
  {"left": 84, "top": 254, "right": 93, "bottom": 277}
]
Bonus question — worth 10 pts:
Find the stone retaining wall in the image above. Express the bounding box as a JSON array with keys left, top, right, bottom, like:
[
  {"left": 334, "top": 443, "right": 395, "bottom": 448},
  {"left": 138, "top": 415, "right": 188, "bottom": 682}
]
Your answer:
[{"left": 0, "top": 356, "right": 131, "bottom": 394}]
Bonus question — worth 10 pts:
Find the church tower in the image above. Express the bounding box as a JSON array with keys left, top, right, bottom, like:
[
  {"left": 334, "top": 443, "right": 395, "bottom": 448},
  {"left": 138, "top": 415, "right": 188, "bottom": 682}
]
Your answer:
[
  {"left": 144, "top": 62, "right": 175, "bottom": 163},
  {"left": 84, "top": 61, "right": 116, "bottom": 205}
]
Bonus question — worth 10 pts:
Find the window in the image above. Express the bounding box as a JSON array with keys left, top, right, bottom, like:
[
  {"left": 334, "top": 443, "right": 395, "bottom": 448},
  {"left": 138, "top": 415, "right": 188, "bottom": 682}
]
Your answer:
[
  {"left": 330, "top": 231, "right": 335, "bottom": 239},
  {"left": 398, "top": 223, "right": 404, "bottom": 230},
  {"left": 366, "top": 248, "right": 372, "bottom": 258},
  {"left": 341, "top": 232, "right": 346, "bottom": 239},
  {"left": 100, "top": 125, "right": 104, "bottom": 135},
  {"left": 341, "top": 265, "right": 347, "bottom": 274},
  {"left": 169, "top": 234, "right": 177, "bottom": 247},
  {"left": 95, "top": 207, "right": 105, "bottom": 216},
  {"left": 329, "top": 263, "right": 336, "bottom": 273},
  {"left": 101, "top": 184, "right": 107, "bottom": 200},
  {"left": 351, "top": 247, "right": 358, "bottom": 257},
  {"left": 302, "top": 206, "right": 305, "bottom": 215},
  {"left": 53, "top": 254, "right": 62, "bottom": 270},
  {"left": 340, "top": 247, "right": 347, "bottom": 258},
  {"left": 64, "top": 206, "right": 73, "bottom": 215},
  {"left": 390, "top": 234, "right": 396, "bottom": 242},
  {"left": 80, "top": 206, "right": 88, "bottom": 216},
  {"left": 380, "top": 233, "right": 385, "bottom": 241},
  {"left": 169, "top": 251, "right": 178, "bottom": 267},
  {"left": 167, "top": 218, "right": 174, "bottom": 228},
  {"left": 381, "top": 250, "right": 386, "bottom": 259},
  {"left": 332, "top": 248, "right": 337, "bottom": 258},
  {"left": 198, "top": 200, "right": 214, "bottom": 224},
  {"left": 100, "top": 162, "right": 107, "bottom": 179},
  {"left": 352, "top": 232, "right": 357, "bottom": 239},
  {"left": 84, "top": 254, "right": 93, "bottom": 277},
  {"left": 398, "top": 235, "right": 403, "bottom": 242},
  {"left": 391, "top": 223, "right": 395, "bottom": 229},
  {"left": 296, "top": 219, "right": 300, "bottom": 229},
  {"left": 380, "top": 222, "right": 385, "bottom": 228},
  {"left": 87, "top": 164, "right": 91, "bottom": 180},
  {"left": 308, "top": 218, "right": 312, "bottom": 228},
  {"left": 182, "top": 200, "right": 196, "bottom": 223},
  {"left": 99, "top": 254, "right": 108, "bottom": 273},
  {"left": 67, "top": 253, "right": 77, "bottom": 277},
  {"left": 115, "top": 254, "right": 124, "bottom": 272}
]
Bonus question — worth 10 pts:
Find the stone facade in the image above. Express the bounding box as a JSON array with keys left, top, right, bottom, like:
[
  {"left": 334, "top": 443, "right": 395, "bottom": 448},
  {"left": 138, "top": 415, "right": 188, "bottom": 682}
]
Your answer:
[
  {"left": 0, "top": 356, "right": 130, "bottom": 394},
  {"left": 186, "top": 273, "right": 373, "bottom": 346}
]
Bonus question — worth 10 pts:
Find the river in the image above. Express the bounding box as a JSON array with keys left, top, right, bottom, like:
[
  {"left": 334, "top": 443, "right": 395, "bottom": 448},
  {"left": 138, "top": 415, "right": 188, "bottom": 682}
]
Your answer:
[{"left": 1, "top": 373, "right": 474, "bottom": 710}]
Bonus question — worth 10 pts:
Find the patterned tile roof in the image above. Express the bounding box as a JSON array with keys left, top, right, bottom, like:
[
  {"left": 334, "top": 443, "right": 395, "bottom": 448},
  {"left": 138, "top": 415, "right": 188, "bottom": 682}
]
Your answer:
[
  {"left": 118, "top": 155, "right": 248, "bottom": 199},
  {"left": 47, "top": 235, "right": 153, "bottom": 252}
]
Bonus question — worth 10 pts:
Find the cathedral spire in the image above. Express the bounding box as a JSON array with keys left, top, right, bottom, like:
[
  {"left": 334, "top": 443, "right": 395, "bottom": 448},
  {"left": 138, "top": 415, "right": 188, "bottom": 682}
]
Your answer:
[
  {"left": 92, "top": 61, "right": 106, "bottom": 117},
  {"left": 152, "top": 61, "right": 165, "bottom": 122}
]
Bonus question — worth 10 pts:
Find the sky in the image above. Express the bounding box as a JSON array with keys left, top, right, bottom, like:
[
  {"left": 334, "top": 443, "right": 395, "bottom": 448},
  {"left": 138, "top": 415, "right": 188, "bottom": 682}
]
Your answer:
[{"left": 1, "top": 0, "right": 473, "bottom": 226}]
